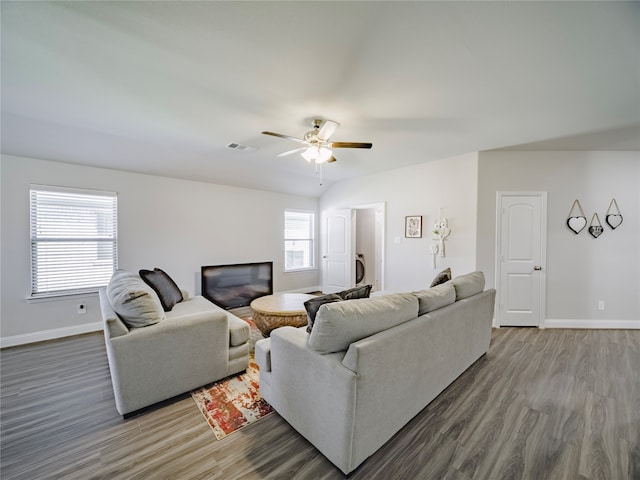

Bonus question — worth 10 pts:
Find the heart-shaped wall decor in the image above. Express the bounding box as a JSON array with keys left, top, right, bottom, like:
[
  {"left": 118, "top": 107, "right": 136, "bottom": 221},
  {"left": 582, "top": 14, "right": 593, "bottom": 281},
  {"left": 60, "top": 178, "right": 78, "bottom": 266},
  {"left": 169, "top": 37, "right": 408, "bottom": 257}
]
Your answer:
[
  {"left": 588, "top": 212, "right": 603, "bottom": 239},
  {"left": 567, "top": 216, "right": 587, "bottom": 234},
  {"left": 589, "top": 225, "right": 603, "bottom": 238},
  {"left": 606, "top": 214, "right": 623, "bottom": 230},
  {"left": 605, "top": 199, "right": 623, "bottom": 230}
]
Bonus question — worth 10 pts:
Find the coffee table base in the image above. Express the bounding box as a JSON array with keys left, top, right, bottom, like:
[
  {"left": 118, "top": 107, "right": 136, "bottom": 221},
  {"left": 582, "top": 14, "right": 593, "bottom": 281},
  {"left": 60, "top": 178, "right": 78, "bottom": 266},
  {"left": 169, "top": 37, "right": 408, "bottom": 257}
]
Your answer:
[
  {"left": 252, "top": 311, "right": 307, "bottom": 337},
  {"left": 250, "top": 293, "right": 315, "bottom": 337}
]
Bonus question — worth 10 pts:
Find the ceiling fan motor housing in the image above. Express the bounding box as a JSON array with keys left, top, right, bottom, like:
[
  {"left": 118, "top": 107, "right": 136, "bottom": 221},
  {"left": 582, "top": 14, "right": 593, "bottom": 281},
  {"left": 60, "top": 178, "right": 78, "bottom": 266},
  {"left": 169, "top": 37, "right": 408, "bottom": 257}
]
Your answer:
[{"left": 304, "top": 119, "right": 323, "bottom": 145}]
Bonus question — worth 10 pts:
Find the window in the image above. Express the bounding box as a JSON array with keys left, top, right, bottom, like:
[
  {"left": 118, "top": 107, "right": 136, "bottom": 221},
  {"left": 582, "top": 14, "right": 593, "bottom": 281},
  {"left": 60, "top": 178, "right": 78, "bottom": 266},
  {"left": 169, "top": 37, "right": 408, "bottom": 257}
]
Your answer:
[
  {"left": 284, "top": 210, "right": 315, "bottom": 271},
  {"left": 30, "top": 185, "right": 118, "bottom": 297}
]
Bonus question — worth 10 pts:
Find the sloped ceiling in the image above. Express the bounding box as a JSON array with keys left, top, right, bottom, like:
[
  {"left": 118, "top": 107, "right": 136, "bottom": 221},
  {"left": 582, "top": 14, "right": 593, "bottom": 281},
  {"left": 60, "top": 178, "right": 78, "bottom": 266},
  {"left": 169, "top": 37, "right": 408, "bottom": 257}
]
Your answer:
[{"left": 2, "top": 1, "right": 639, "bottom": 197}]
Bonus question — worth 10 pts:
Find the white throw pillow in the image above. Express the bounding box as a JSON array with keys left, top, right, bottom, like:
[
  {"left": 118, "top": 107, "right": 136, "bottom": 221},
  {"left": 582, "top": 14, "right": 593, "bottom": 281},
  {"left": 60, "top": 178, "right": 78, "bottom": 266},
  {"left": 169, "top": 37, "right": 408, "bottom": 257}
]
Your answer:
[{"left": 106, "top": 270, "right": 166, "bottom": 328}]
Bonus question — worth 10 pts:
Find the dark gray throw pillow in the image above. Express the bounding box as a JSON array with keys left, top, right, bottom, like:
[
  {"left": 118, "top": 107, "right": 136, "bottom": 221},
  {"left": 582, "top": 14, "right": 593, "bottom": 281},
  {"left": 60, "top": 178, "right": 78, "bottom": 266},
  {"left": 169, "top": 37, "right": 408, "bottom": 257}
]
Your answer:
[
  {"left": 430, "top": 267, "right": 452, "bottom": 288},
  {"left": 304, "top": 294, "right": 343, "bottom": 333},
  {"left": 337, "top": 284, "right": 372, "bottom": 300},
  {"left": 139, "top": 268, "right": 183, "bottom": 312}
]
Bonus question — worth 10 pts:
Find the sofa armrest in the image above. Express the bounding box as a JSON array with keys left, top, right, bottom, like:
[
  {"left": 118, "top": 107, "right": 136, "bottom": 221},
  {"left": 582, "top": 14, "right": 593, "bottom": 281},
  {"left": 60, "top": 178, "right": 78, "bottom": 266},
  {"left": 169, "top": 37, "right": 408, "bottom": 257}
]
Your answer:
[
  {"left": 99, "top": 288, "right": 129, "bottom": 338},
  {"left": 255, "top": 337, "right": 271, "bottom": 372},
  {"left": 263, "top": 327, "right": 358, "bottom": 473},
  {"left": 268, "top": 326, "right": 353, "bottom": 377}
]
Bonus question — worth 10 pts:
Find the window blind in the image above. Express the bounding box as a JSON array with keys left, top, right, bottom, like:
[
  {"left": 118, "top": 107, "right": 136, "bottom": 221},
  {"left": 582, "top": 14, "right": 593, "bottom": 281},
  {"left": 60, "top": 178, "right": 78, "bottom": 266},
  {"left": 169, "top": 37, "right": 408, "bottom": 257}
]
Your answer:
[
  {"left": 284, "top": 210, "right": 315, "bottom": 271},
  {"left": 30, "top": 185, "right": 118, "bottom": 297}
]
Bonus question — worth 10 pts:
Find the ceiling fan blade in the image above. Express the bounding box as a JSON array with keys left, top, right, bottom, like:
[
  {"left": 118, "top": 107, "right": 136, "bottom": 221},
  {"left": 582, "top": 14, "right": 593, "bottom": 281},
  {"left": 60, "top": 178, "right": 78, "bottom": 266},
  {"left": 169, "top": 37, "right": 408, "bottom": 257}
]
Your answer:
[
  {"left": 330, "top": 142, "right": 373, "bottom": 149},
  {"left": 262, "top": 131, "right": 306, "bottom": 144},
  {"left": 327, "top": 155, "right": 337, "bottom": 163},
  {"left": 317, "top": 120, "right": 340, "bottom": 141},
  {"left": 277, "top": 147, "right": 306, "bottom": 157}
]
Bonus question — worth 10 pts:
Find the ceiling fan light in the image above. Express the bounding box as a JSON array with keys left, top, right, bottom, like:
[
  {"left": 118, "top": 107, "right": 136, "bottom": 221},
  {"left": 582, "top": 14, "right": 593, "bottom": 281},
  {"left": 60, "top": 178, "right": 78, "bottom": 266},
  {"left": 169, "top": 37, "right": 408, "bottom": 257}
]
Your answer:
[
  {"left": 301, "top": 147, "right": 317, "bottom": 162},
  {"left": 316, "top": 147, "right": 333, "bottom": 163}
]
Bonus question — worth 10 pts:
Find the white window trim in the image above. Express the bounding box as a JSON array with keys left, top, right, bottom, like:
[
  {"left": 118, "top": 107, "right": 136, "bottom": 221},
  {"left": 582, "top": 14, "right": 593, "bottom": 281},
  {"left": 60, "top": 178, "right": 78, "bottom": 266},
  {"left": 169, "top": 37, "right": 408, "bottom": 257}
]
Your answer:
[
  {"left": 29, "top": 184, "right": 118, "bottom": 299},
  {"left": 284, "top": 209, "right": 316, "bottom": 272}
]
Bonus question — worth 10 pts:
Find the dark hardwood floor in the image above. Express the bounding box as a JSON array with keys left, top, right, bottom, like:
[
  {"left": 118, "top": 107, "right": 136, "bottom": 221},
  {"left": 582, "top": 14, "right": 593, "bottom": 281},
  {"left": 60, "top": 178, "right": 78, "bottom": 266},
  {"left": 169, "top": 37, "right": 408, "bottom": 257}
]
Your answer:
[{"left": 1, "top": 327, "right": 638, "bottom": 479}]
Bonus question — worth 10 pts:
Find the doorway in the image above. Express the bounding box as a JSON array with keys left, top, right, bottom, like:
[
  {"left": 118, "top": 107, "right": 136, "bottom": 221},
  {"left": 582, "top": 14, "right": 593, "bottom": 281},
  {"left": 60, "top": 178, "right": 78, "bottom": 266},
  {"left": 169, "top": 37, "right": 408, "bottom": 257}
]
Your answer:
[
  {"left": 354, "top": 203, "right": 385, "bottom": 292},
  {"left": 495, "top": 192, "right": 547, "bottom": 327},
  {"left": 320, "top": 203, "right": 385, "bottom": 294}
]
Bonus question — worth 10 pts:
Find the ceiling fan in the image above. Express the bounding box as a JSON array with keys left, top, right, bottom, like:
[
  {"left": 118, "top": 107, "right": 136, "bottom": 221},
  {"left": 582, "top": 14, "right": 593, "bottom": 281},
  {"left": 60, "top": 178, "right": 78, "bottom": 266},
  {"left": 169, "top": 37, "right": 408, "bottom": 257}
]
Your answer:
[{"left": 262, "top": 118, "right": 372, "bottom": 164}]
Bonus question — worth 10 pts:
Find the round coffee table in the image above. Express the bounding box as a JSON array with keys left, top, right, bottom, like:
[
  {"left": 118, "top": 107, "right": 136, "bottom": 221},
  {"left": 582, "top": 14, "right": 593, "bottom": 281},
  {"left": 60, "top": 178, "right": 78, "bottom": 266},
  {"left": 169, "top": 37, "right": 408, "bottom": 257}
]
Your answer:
[{"left": 250, "top": 293, "right": 315, "bottom": 337}]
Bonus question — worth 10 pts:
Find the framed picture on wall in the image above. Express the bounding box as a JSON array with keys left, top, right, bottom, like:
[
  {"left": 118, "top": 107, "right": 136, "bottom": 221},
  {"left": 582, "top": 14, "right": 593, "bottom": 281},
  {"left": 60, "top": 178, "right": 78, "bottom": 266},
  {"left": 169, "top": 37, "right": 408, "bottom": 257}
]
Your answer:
[{"left": 405, "top": 215, "right": 422, "bottom": 238}]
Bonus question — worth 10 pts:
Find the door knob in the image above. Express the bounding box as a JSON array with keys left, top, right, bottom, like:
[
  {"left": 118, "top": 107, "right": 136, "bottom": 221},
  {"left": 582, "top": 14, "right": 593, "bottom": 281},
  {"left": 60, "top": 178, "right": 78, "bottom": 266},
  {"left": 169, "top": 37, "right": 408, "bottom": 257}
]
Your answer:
[{"left": 534, "top": 266, "right": 542, "bottom": 271}]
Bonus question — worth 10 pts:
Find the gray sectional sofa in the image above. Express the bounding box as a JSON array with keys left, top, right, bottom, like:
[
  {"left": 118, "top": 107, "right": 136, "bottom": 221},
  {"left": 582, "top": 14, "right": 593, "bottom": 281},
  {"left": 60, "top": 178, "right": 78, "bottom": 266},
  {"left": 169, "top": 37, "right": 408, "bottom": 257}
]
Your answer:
[
  {"left": 255, "top": 271, "right": 495, "bottom": 474},
  {"left": 99, "top": 270, "right": 250, "bottom": 416}
]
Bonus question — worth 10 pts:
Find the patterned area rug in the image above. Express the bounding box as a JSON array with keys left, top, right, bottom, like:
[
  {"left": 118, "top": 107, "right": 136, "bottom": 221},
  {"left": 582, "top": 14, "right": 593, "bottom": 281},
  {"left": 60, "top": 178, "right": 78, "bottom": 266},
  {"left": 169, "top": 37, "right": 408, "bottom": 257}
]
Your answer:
[{"left": 191, "top": 318, "right": 274, "bottom": 440}]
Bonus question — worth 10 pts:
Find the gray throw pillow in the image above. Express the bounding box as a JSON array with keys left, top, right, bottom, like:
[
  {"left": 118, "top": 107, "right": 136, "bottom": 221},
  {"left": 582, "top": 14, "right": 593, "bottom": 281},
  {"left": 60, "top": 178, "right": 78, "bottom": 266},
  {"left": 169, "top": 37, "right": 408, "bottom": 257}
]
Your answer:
[
  {"left": 106, "top": 270, "right": 166, "bottom": 328},
  {"left": 139, "top": 268, "right": 183, "bottom": 312},
  {"left": 338, "top": 284, "right": 372, "bottom": 300},
  {"left": 304, "top": 294, "right": 343, "bottom": 333},
  {"left": 430, "top": 267, "right": 452, "bottom": 287}
]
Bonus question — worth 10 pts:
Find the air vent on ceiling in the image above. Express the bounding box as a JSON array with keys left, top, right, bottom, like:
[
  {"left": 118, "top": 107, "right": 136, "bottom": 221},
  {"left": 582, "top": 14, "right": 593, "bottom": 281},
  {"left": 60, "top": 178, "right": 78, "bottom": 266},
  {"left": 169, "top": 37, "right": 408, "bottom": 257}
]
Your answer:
[{"left": 226, "top": 142, "right": 256, "bottom": 152}]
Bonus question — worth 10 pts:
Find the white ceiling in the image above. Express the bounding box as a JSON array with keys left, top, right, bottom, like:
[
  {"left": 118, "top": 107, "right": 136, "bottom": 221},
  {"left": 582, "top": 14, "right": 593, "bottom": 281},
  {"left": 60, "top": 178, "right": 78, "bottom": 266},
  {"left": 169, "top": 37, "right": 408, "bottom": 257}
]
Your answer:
[{"left": 2, "top": 1, "right": 639, "bottom": 197}]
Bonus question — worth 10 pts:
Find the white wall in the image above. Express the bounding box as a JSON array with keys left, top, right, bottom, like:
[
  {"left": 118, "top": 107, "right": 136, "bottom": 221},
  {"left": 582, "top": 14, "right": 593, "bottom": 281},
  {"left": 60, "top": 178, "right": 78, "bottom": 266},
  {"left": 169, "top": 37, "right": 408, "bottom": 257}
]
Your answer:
[
  {"left": 0, "top": 155, "right": 319, "bottom": 345},
  {"left": 6, "top": 149, "right": 634, "bottom": 345},
  {"left": 477, "top": 151, "right": 640, "bottom": 327},
  {"left": 320, "top": 153, "right": 479, "bottom": 293}
]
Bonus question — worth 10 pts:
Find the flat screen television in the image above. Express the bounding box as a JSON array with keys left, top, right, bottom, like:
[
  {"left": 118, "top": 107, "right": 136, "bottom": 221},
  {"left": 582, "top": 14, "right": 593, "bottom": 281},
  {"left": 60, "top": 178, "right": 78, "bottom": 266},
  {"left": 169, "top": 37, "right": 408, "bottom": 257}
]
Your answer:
[{"left": 201, "top": 261, "right": 273, "bottom": 309}]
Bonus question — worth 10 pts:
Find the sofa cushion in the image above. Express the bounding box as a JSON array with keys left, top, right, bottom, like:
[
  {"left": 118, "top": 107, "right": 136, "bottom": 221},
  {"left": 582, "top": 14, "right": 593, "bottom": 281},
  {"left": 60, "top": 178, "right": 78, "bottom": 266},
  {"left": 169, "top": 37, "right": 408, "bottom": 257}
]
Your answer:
[
  {"left": 451, "top": 271, "right": 485, "bottom": 300},
  {"left": 228, "top": 315, "right": 251, "bottom": 347},
  {"left": 106, "top": 270, "right": 166, "bottom": 328},
  {"left": 304, "top": 286, "right": 374, "bottom": 333},
  {"left": 413, "top": 282, "right": 456, "bottom": 315},
  {"left": 139, "top": 268, "right": 183, "bottom": 311},
  {"left": 430, "top": 267, "right": 452, "bottom": 287},
  {"left": 308, "top": 293, "right": 419, "bottom": 354},
  {"left": 304, "top": 294, "right": 343, "bottom": 333}
]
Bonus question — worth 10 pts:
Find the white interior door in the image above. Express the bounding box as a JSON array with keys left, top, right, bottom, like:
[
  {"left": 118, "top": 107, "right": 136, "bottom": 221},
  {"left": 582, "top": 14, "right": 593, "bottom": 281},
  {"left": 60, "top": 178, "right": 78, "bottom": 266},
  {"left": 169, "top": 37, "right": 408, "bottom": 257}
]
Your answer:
[
  {"left": 496, "top": 193, "right": 547, "bottom": 327},
  {"left": 321, "top": 209, "right": 354, "bottom": 294}
]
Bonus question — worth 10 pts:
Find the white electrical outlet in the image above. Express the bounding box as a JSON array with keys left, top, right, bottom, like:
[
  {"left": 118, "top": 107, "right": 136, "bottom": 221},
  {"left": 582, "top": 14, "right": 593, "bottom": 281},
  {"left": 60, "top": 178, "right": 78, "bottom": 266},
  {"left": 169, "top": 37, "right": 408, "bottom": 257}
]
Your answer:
[
  {"left": 598, "top": 300, "right": 605, "bottom": 311},
  {"left": 77, "top": 304, "right": 87, "bottom": 314}
]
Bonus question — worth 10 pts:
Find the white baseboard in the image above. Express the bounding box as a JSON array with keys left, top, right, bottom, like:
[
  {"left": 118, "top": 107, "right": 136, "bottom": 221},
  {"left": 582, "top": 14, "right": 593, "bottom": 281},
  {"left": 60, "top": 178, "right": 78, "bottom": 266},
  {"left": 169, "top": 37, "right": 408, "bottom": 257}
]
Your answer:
[
  {"left": 542, "top": 318, "right": 640, "bottom": 329},
  {"left": 1, "top": 322, "right": 102, "bottom": 349}
]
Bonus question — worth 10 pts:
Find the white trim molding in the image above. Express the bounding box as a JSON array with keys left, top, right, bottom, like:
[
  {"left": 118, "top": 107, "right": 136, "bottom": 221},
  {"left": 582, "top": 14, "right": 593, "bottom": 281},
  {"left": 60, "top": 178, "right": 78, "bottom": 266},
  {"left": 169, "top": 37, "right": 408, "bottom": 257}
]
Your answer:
[
  {"left": 542, "top": 318, "right": 640, "bottom": 329},
  {"left": 0, "top": 322, "right": 102, "bottom": 349}
]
